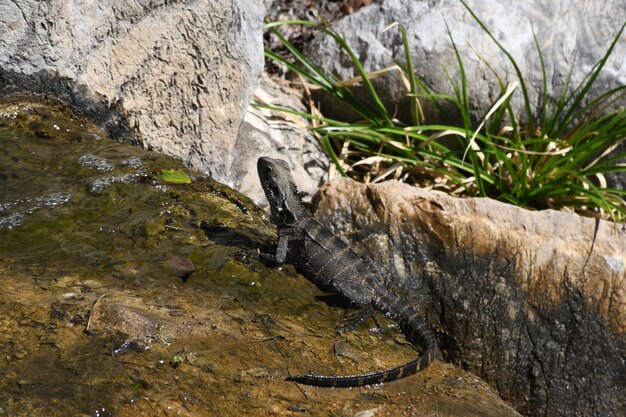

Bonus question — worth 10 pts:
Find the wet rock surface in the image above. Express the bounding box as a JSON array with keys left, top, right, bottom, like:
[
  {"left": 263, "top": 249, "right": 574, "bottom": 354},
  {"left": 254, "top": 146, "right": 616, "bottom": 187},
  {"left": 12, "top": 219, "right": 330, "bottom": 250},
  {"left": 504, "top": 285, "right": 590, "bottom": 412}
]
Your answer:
[
  {"left": 314, "top": 178, "right": 626, "bottom": 417},
  {"left": 0, "top": 101, "right": 521, "bottom": 416}
]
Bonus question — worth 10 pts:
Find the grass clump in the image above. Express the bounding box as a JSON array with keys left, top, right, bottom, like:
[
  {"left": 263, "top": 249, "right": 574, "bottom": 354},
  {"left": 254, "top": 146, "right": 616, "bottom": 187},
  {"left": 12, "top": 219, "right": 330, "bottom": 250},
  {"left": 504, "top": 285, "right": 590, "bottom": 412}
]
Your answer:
[{"left": 258, "top": 3, "right": 626, "bottom": 222}]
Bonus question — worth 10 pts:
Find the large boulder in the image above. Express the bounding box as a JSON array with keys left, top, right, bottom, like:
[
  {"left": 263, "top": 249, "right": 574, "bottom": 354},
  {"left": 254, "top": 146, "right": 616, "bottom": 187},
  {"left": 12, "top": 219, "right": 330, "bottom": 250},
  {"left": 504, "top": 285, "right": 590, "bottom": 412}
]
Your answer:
[
  {"left": 0, "top": 0, "right": 264, "bottom": 183},
  {"left": 313, "top": 178, "right": 626, "bottom": 417},
  {"left": 306, "top": 0, "right": 626, "bottom": 124}
]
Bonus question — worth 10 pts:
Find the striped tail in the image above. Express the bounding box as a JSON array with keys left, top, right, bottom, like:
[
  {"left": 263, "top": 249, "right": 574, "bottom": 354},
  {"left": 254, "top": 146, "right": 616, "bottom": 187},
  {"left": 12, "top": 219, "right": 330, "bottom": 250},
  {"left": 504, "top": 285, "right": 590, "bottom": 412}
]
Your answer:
[{"left": 287, "top": 296, "right": 437, "bottom": 387}]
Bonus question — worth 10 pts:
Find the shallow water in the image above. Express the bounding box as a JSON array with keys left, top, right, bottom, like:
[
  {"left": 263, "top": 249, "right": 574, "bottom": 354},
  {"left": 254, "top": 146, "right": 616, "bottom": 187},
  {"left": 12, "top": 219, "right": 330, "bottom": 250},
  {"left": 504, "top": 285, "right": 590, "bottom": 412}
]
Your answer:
[{"left": 0, "top": 101, "right": 519, "bottom": 417}]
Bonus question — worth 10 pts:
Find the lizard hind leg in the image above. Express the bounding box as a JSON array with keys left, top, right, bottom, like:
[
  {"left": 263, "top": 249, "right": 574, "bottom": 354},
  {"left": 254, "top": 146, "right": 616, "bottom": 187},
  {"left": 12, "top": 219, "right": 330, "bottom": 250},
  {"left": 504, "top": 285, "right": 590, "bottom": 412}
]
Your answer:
[{"left": 336, "top": 305, "right": 376, "bottom": 335}]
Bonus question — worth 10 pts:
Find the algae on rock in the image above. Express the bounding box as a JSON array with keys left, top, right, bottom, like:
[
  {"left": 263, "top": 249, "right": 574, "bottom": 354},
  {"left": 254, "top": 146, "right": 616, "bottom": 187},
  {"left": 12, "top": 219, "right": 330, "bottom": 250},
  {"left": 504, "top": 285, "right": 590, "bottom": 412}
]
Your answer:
[{"left": 0, "top": 101, "right": 521, "bottom": 417}]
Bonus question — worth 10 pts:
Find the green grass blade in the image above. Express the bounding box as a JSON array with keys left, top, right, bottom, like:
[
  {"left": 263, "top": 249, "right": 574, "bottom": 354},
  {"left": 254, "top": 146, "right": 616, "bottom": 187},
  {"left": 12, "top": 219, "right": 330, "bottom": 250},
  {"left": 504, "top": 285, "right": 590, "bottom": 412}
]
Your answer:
[
  {"left": 394, "top": 23, "right": 422, "bottom": 125},
  {"left": 531, "top": 22, "right": 548, "bottom": 131},
  {"left": 558, "top": 22, "right": 626, "bottom": 131},
  {"left": 322, "top": 134, "right": 347, "bottom": 176},
  {"left": 460, "top": 0, "right": 536, "bottom": 134},
  {"left": 325, "top": 28, "right": 393, "bottom": 124}
]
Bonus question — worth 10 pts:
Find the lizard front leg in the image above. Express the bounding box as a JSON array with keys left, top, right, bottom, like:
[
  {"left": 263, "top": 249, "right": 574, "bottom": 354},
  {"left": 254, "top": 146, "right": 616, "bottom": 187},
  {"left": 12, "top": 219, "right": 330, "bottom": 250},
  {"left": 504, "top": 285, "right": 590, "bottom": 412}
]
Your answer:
[
  {"left": 260, "top": 227, "right": 291, "bottom": 265},
  {"left": 274, "top": 227, "right": 290, "bottom": 263}
]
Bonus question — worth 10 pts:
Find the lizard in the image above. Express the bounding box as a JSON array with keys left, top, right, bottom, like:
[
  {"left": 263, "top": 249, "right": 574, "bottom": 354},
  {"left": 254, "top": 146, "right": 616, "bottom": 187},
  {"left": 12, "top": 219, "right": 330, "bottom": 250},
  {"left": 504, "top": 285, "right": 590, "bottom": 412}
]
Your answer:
[{"left": 257, "top": 156, "right": 437, "bottom": 387}]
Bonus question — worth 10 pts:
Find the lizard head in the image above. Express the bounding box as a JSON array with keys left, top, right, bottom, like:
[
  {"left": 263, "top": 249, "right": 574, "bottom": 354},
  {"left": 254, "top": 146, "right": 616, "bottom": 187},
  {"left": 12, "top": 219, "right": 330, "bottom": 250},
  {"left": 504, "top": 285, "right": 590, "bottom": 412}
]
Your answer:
[{"left": 257, "top": 156, "right": 303, "bottom": 226}]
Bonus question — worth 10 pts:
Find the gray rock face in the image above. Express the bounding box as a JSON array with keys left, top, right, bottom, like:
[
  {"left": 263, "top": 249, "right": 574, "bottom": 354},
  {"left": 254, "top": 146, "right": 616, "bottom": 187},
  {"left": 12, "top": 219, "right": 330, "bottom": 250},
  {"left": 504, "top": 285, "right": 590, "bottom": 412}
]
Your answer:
[
  {"left": 307, "top": 0, "right": 626, "bottom": 124},
  {"left": 237, "top": 75, "right": 329, "bottom": 206},
  {"left": 313, "top": 178, "right": 626, "bottom": 417},
  {"left": 0, "top": 0, "right": 264, "bottom": 183}
]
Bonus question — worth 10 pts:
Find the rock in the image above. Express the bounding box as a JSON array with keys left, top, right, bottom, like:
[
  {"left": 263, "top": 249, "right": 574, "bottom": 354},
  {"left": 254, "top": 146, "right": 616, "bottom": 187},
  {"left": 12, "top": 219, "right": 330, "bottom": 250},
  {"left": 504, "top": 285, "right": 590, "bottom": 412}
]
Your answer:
[
  {"left": 0, "top": 101, "right": 522, "bottom": 417},
  {"left": 236, "top": 74, "right": 329, "bottom": 206},
  {"left": 306, "top": 0, "right": 626, "bottom": 124},
  {"left": 0, "top": 0, "right": 264, "bottom": 183},
  {"left": 313, "top": 178, "right": 626, "bottom": 417},
  {"left": 88, "top": 301, "right": 166, "bottom": 339},
  {"left": 167, "top": 255, "right": 195, "bottom": 280}
]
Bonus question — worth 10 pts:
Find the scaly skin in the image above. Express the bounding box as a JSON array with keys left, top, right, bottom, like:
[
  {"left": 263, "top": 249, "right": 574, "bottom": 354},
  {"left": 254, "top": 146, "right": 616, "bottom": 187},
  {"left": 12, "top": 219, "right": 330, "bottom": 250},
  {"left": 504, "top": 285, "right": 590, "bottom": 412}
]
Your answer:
[{"left": 257, "top": 156, "right": 437, "bottom": 387}]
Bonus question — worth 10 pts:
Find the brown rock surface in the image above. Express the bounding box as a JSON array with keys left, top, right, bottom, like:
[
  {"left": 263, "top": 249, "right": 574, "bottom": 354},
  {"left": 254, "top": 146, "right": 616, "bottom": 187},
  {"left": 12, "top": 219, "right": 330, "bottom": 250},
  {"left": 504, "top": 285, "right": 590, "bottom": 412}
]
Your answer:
[{"left": 313, "top": 178, "right": 626, "bottom": 417}]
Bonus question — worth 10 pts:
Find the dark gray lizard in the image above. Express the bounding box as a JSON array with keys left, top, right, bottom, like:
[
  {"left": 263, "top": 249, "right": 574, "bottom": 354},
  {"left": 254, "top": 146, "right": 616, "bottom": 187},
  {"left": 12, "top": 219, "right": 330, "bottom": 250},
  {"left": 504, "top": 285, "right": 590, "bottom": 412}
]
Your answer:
[{"left": 257, "top": 156, "right": 437, "bottom": 387}]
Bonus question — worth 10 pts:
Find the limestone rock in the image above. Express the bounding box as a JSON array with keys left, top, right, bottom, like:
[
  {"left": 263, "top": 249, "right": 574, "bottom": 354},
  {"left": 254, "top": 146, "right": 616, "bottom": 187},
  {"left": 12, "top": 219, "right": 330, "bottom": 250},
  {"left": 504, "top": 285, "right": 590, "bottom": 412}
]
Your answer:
[
  {"left": 313, "top": 178, "right": 626, "bottom": 417},
  {"left": 236, "top": 74, "right": 329, "bottom": 206},
  {"left": 0, "top": 0, "right": 264, "bottom": 183},
  {"left": 306, "top": 0, "right": 626, "bottom": 124}
]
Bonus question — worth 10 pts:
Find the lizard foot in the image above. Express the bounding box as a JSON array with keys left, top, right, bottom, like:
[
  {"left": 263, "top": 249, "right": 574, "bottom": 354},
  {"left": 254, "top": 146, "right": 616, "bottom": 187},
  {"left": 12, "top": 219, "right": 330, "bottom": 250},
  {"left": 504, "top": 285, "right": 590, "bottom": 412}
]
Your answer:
[{"left": 336, "top": 306, "right": 376, "bottom": 335}]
